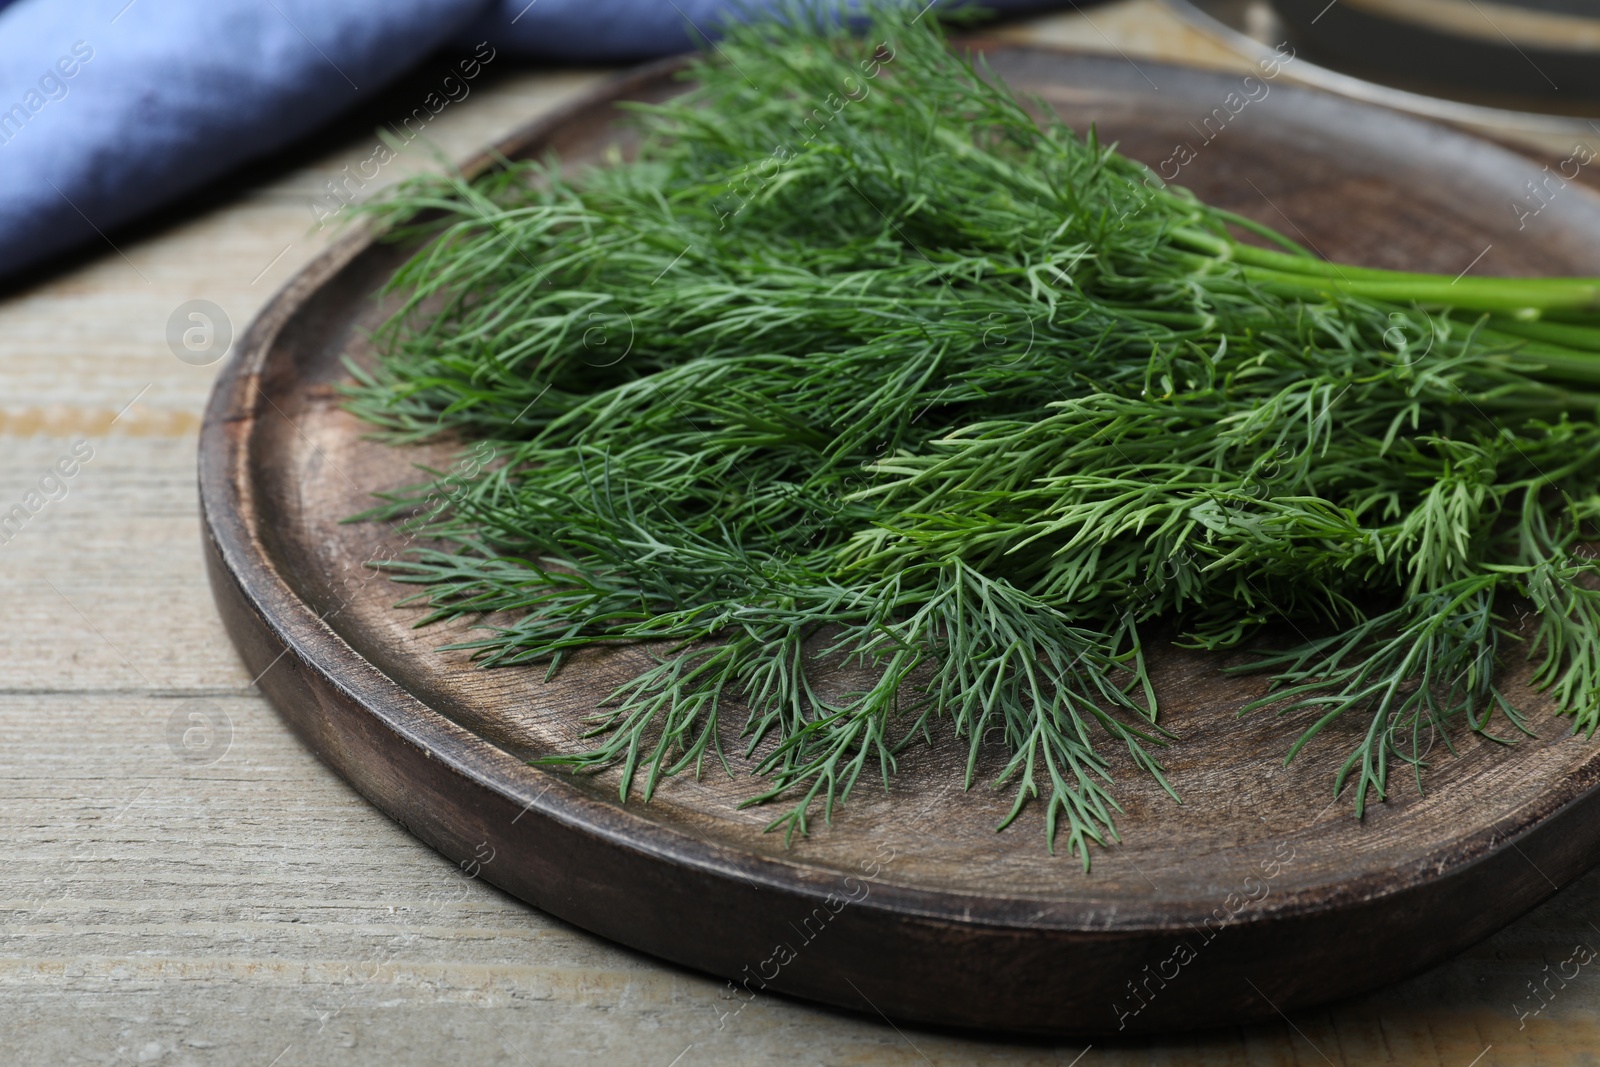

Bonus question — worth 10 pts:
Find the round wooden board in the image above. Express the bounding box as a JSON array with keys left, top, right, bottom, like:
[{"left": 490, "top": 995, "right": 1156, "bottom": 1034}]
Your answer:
[{"left": 200, "top": 45, "right": 1600, "bottom": 1035}]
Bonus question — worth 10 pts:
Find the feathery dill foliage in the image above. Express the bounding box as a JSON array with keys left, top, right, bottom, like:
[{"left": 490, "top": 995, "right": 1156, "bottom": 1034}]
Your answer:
[{"left": 343, "top": 3, "right": 1600, "bottom": 865}]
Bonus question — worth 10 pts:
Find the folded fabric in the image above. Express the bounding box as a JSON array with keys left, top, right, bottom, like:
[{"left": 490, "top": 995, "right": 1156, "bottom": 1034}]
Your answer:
[{"left": 0, "top": 0, "right": 1061, "bottom": 283}]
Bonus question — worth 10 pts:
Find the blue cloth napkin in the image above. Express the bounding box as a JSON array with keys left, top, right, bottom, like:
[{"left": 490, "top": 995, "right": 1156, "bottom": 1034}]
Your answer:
[{"left": 0, "top": 0, "right": 1060, "bottom": 283}]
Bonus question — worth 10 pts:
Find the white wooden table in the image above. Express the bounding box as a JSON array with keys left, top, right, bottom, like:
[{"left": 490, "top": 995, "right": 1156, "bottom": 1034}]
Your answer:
[{"left": 3, "top": 4, "right": 1595, "bottom": 1063}]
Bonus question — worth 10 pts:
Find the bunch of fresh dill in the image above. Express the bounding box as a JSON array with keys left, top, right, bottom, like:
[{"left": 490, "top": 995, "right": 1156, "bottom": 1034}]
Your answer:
[{"left": 343, "top": 2, "right": 1600, "bottom": 864}]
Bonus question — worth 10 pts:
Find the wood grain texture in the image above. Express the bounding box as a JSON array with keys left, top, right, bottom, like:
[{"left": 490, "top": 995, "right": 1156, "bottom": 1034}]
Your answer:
[
  {"left": 4, "top": 1, "right": 1600, "bottom": 1062},
  {"left": 200, "top": 37, "right": 1600, "bottom": 1041}
]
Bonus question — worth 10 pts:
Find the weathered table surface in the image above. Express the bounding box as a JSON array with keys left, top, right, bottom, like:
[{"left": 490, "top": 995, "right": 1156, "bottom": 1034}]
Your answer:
[{"left": 3, "top": 2, "right": 1596, "bottom": 1063}]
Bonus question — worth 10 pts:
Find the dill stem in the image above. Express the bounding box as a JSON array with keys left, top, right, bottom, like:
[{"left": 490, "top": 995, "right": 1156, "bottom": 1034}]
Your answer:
[
  {"left": 1173, "top": 227, "right": 1600, "bottom": 316},
  {"left": 1243, "top": 267, "right": 1600, "bottom": 315},
  {"left": 1486, "top": 317, "right": 1600, "bottom": 352}
]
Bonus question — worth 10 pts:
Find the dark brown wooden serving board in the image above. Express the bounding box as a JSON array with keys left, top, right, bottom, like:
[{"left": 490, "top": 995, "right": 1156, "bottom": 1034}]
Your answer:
[{"left": 200, "top": 45, "right": 1600, "bottom": 1035}]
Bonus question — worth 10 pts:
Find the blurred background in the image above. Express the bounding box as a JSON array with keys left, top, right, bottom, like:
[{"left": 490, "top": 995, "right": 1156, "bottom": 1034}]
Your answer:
[{"left": 4, "top": 0, "right": 1598, "bottom": 287}]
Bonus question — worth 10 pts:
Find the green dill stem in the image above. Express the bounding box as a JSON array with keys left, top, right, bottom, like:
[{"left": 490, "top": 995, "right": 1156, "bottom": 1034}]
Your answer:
[
  {"left": 1243, "top": 267, "right": 1600, "bottom": 315},
  {"left": 1487, "top": 316, "right": 1600, "bottom": 352},
  {"left": 1173, "top": 228, "right": 1600, "bottom": 315},
  {"left": 1470, "top": 331, "right": 1600, "bottom": 386}
]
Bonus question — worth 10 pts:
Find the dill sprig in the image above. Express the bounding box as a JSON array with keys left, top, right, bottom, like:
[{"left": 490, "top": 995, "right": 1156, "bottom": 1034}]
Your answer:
[{"left": 342, "top": 2, "right": 1600, "bottom": 865}]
